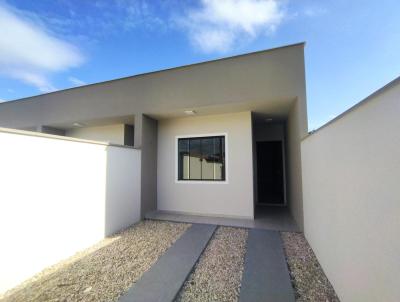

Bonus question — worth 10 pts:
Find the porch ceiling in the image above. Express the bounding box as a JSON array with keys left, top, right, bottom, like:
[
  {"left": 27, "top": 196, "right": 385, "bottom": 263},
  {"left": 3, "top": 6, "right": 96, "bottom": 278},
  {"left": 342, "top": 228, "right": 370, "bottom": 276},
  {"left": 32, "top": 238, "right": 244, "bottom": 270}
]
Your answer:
[
  {"left": 46, "top": 96, "right": 293, "bottom": 130},
  {"left": 147, "top": 97, "right": 294, "bottom": 121}
]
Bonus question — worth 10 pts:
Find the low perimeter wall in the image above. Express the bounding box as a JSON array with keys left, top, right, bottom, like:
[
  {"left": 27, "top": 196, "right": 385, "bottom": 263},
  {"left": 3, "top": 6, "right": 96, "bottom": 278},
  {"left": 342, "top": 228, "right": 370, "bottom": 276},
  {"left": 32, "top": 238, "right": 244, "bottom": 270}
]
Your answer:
[
  {"left": 301, "top": 79, "right": 400, "bottom": 302},
  {"left": 0, "top": 129, "right": 141, "bottom": 293}
]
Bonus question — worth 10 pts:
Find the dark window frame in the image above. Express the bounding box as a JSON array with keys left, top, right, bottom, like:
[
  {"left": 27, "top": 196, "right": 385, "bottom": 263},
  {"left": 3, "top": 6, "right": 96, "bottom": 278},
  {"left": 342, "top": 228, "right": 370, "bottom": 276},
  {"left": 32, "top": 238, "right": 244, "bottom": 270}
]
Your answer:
[{"left": 177, "top": 135, "right": 226, "bottom": 182}]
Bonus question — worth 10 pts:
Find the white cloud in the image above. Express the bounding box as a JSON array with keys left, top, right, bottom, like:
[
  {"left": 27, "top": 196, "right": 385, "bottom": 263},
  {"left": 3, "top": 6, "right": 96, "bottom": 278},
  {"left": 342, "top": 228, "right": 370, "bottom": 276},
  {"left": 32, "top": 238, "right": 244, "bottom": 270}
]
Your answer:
[
  {"left": 0, "top": 98, "right": 6, "bottom": 103},
  {"left": 7, "top": 70, "right": 56, "bottom": 93},
  {"left": 177, "top": 0, "right": 285, "bottom": 53},
  {"left": 0, "top": 3, "right": 84, "bottom": 92},
  {"left": 68, "top": 76, "right": 87, "bottom": 87}
]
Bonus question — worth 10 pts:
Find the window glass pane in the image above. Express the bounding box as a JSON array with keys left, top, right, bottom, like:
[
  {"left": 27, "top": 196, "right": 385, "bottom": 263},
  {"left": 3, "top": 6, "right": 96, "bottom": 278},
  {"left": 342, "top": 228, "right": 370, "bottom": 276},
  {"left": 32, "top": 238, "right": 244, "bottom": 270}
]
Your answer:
[
  {"left": 178, "top": 139, "right": 189, "bottom": 180},
  {"left": 214, "top": 137, "right": 224, "bottom": 180},
  {"left": 201, "top": 137, "right": 214, "bottom": 180},
  {"left": 178, "top": 136, "right": 225, "bottom": 181},
  {"left": 189, "top": 138, "right": 202, "bottom": 179}
]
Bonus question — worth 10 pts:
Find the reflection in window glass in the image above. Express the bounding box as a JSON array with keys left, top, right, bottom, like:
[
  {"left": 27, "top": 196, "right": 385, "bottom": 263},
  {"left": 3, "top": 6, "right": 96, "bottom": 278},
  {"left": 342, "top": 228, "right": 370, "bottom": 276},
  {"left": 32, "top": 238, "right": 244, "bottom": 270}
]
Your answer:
[
  {"left": 178, "top": 139, "right": 189, "bottom": 180},
  {"left": 201, "top": 137, "right": 214, "bottom": 180},
  {"left": 178, "top": 136, "right": 225, "bottom": 181},
  {"left": 189, "top": 138, "right": 201, "bottom": 179}
]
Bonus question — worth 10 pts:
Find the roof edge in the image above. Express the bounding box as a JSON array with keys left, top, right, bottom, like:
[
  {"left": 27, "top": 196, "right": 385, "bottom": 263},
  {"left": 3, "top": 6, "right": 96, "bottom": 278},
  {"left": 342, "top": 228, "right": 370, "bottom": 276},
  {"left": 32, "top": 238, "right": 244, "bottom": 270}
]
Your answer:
[{"left": 2, "top": 42, "right": 306, "bottom": 104}]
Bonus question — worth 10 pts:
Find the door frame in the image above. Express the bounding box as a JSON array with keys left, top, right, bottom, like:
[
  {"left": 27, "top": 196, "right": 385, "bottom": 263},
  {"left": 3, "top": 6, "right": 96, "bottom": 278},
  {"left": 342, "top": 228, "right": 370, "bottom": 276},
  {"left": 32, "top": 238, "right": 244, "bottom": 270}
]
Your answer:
[{"left": 255, "top": 139, "right": 287, "bottom": 206}]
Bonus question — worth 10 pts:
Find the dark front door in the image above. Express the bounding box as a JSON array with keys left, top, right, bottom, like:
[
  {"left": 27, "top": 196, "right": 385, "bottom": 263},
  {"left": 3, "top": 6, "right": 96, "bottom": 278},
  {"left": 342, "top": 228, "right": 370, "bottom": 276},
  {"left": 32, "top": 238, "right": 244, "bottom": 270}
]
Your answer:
[{"left": 256, "top": 141, "right": 285, "bottom": 205}]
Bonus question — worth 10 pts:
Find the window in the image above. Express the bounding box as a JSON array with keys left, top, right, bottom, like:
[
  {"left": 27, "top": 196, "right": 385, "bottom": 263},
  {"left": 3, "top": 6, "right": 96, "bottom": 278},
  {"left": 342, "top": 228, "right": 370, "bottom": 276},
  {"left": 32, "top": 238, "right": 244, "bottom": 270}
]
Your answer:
[{"left": 178, "top": 136, "right": 225, "bottom": 181}]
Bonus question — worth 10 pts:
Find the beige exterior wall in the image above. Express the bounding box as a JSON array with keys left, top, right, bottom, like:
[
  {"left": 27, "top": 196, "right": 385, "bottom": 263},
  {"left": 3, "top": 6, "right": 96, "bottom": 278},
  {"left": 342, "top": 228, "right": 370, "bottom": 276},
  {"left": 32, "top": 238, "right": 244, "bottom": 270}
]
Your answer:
[
  {"left": 65, "top": 124, "right": 125, "bottom": 145},
  {"left": 157, "top": 112, "right": 254, "bottom": 218},
  {"left": 0, "top": 129, "right": 141, "bottom": 293},
  {"left": 301, "top": 79, "right": 400, "bottom": 302}
]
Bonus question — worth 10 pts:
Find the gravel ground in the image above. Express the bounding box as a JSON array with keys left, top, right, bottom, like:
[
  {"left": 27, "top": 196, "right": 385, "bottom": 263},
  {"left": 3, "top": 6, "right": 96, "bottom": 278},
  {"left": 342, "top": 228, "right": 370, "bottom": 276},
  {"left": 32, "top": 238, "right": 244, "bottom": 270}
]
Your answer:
[
  {"left": 281, "top": 232, "right": 340, "bottom": 302},
  {"left": 176, "top": 226, "right": 248, "bottom": 302},
  {"left": 1, "top": 220, "right": 190, "bottom": 302}
]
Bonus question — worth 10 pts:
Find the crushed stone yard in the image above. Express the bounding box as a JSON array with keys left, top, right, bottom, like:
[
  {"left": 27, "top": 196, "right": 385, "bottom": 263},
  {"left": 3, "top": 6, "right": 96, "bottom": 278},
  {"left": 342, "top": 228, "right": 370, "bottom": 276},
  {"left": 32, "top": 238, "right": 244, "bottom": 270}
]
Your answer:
[
  {"left": 176, "top": 226, "right": 248, "bottom": 302},
  {"left": 1, "top": 222, "right": 339, "bottom": 302},
  {"left": 1, "top": 220, "right": 190, "bottom": 302},
  {"left": 281, "top": 232, "right": 340, "bottom": 302}
]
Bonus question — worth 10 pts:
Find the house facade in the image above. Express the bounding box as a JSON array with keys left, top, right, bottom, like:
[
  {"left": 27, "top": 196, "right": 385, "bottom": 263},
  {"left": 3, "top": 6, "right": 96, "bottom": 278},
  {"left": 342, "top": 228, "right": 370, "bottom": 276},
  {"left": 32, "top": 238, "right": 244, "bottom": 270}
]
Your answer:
[
  {"left": 1, "top": 42, "right": 400, "bottom": 301},
  {"left": 0, "top": 42, "right": 308, "bottom": 229}
]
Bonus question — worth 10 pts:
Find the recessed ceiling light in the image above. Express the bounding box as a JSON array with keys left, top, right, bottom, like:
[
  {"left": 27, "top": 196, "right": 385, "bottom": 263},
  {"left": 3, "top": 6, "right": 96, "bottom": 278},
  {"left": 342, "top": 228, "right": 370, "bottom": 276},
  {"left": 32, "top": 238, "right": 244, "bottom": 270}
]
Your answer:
[
  {"left": 184, "top": 110, "right": 196, "bottom": 115},
  {"left": 72, "top": 122, "right": 85, "bottom": 127}
]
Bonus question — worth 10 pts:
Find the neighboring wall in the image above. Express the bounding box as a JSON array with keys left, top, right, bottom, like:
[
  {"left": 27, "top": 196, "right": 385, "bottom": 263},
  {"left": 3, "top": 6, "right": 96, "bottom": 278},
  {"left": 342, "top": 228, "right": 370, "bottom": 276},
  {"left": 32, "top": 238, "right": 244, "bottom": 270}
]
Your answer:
[
  {"left": 157, "top": 112, "right": 254, "bottom": 218},
  {"left": 0, "top": 129, "right": 141, "bottom": 294},
  {"left": 66, "top": 124, "right": 126, "bottom": 144},
  {"left": 301, "top": 79, "right": 400, "bottom": 302}
]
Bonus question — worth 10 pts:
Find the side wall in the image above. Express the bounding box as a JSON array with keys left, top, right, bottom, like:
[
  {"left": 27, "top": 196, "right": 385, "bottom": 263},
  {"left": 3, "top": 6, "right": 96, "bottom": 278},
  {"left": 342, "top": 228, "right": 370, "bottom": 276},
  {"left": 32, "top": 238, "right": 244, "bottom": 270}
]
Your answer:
[
  {"left": 157, "top": 112, "right": 254, "bottom": 218},
  {"left": 287, "top": 100, "right": 306, "bottom": 230},
  {"left": 0, "top": 129, "right": 141, "bottom": 294},
  {"left": 301, "top": 81, "right": 400, "bottom": 302},
  {"left": 66, "top": 124, "right": 126, "bottom": 144}
]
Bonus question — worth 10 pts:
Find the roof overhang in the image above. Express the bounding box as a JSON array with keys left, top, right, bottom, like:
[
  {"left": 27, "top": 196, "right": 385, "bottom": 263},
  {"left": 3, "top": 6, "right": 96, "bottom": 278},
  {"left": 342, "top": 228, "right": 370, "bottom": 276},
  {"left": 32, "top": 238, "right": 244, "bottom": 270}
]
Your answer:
[{"left": 0, "top": 43, "right": 307, "bottom": 130}]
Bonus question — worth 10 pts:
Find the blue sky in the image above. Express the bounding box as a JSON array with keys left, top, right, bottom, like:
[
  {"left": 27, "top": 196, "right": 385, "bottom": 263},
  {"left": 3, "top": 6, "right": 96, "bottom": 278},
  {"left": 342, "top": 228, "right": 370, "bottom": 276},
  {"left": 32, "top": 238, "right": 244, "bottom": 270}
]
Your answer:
[{"left": 0, "top": 0, "right": 399, "bottom": 130}]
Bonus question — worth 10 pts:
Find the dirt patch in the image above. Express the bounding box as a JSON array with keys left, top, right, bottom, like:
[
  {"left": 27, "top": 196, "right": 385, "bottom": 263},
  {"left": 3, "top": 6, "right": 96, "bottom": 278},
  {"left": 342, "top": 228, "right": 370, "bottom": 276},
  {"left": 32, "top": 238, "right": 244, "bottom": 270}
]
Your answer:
[
  {"left": 281, "top": 232, "right": 340, "bottom": 302},
  {"left": 1, "top": 220, "right": 190, "bottom": 302}
]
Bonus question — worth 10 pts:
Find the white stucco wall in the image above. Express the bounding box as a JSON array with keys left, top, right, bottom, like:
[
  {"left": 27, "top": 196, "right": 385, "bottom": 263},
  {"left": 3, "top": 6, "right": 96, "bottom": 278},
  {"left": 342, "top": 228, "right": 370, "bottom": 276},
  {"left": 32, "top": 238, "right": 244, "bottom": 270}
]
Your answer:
[
  {"left": 157, "top": 112, "right": 254, "bottom": 218},
  {"left": 0, "top": 129, "right": 141, "bottom": 294},
  {"left": 301, "top": 79, "right": 400, "bottom": 302},
  {"left": 66, "top": 124, "right": 125, "bottom": 144}
]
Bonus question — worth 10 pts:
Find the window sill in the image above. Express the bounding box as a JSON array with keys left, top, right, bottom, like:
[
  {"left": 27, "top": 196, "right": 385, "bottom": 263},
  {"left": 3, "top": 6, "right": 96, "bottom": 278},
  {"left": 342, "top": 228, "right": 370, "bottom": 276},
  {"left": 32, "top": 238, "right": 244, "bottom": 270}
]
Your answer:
[{"left": 175, "top": 180, "right": 229, "bottom": 184}]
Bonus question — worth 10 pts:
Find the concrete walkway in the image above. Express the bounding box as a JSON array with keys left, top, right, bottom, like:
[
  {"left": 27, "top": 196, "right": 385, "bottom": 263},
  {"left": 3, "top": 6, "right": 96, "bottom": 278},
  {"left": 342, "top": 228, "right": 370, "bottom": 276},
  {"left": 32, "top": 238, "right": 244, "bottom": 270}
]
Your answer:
[
  {"left": 239, "top": 229, "right": 295, "bottom": 302},
  {"left": 119, "top": 224, "right": 216, "bottom": 302},
  {"left": 145, "top": 208, "right": 299, "bottom": 232}
]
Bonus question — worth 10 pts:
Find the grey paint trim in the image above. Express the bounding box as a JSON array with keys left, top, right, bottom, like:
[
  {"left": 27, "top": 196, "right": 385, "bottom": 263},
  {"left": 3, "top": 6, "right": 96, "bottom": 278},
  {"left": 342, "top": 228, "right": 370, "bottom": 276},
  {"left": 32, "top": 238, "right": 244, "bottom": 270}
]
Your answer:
[
  {"left": 124, "top": 124, "right": 135, "bottom": 146},
  {"left": 140, "top": 115, "right": 158, "bottom": 217},
  {"left": 304, "top": 75, "right": 400, "bottom": 140},
  {"left": 0, "top": 42, "right": 305, "bottom": 104}
]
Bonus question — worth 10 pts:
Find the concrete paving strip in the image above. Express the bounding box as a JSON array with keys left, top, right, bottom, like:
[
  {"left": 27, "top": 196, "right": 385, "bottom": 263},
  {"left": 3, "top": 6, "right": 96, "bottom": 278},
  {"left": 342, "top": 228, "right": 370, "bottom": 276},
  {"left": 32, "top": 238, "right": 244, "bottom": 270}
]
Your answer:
[
  {"left": 239, "top": 229, "right": 295, "bottom": 302},
  {"left": 119, "top": 224, "right": 217, "bottom": 302}
]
